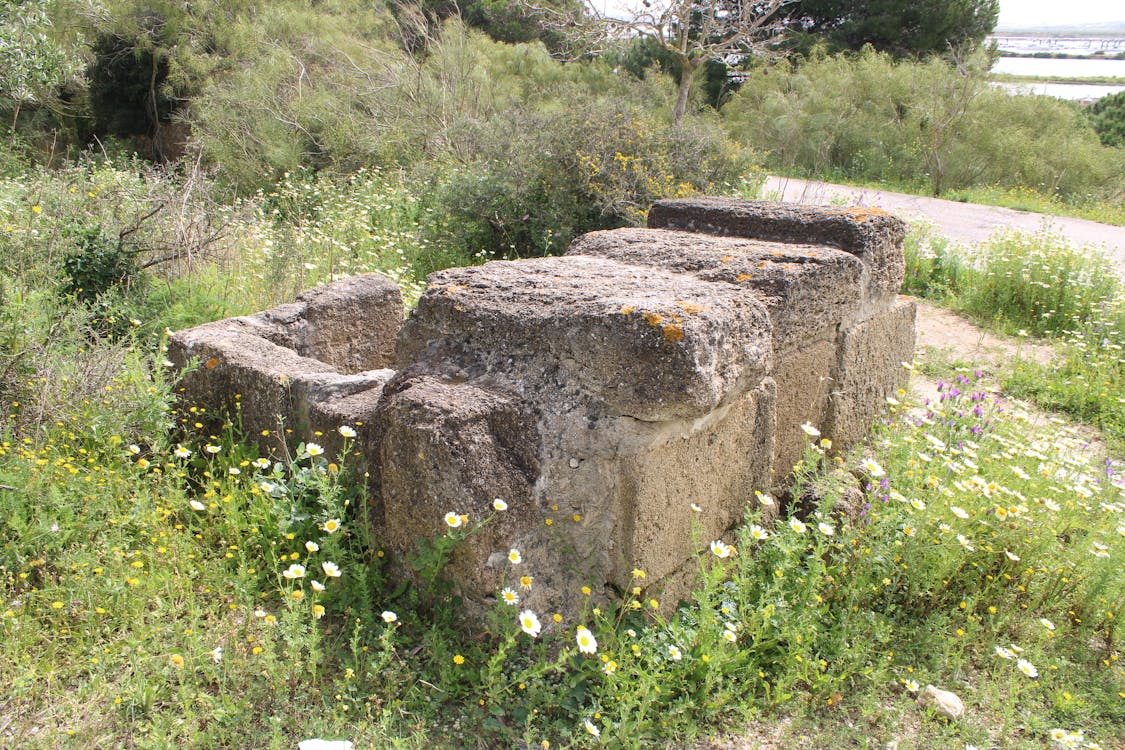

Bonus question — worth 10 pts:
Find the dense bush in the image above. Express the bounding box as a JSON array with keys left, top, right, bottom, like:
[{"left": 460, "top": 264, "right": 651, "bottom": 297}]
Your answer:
[
  {"left": 723, "top": 47, "right": 1125, "bottom": 201},
  {"left": 1087, "top": 90, "right": 1125, "bottom": 148}
]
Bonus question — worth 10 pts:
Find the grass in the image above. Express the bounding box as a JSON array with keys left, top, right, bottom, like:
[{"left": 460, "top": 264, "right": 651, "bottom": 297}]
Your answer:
[{"left": 1, "top": 162, "right": 1123, "bottom": 748}]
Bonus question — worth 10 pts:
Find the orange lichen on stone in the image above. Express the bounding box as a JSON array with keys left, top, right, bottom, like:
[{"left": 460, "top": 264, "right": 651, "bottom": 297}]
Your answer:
[
  {"left": 736, "top": 273, "right": 753, "bottom": 283},
  {"left": 643, "top": 312, "right": 664, "bottom": 326},
  {"left": 621, "top": 305, "right": 637, "bottom": 315},
  {"left": 675, "top": 301, "right": 706, "bottom": 315},
  {"left": 444, "top": 284, "right": 467, "bottom": 295},
  {"left": 662, "top": 323, "right": 685, "bottom": 342},
  {"left": 720, "top": 255, "right": 735, "bottom": 263},
  {"left": 836, "top": 206, "right": 889, "bottom": 221}
]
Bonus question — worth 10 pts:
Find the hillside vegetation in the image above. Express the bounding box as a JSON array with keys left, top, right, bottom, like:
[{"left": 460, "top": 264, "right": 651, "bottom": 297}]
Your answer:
[{"left": 1, "top": 0, "right": 1123, "bottom": 747}]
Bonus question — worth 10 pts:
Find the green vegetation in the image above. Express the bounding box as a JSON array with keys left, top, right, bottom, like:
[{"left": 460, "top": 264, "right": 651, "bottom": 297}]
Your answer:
[
  {"left": 1, "top": 1, "right": 1124, "bottom": 746},
  {"left": 724, "top": 47, "right": 1125, "bottom": 201},
  {"left": 904, "top": 223, "right": 1125, "bottom": 446},
  {"left": 1088, "top": 90, "right": 1125, "bottom": 148}
]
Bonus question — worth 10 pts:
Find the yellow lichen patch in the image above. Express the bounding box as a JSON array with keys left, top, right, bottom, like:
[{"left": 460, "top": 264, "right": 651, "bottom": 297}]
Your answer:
[
  {"left": 643, "top": 312, "right": 664, "bottom": 327},
  {"left": 835, "top": 206, "right": 889, "bottom": 222},
  {"left": 662, "top": 323, "right": 685, "bottom": 343},
  {"left": 675, "top": 301, "right": 706, "bottom": 315},
  {"left": 720, "top": 255, "right": 735, "bottom": 263},
  {"left": 736, "top": 273, "right": 753, "bottom": 283},
  {"left": 444, "top": 284, "right": 467, "bottom": 295},
  {"left": 620, "top": 305, "right": 637, "bottom": 315}
]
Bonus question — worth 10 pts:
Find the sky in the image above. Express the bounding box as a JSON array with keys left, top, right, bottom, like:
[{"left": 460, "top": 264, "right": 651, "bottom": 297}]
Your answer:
[{"left": 997, "top": 0, "right": 1124, "bottom": 29}]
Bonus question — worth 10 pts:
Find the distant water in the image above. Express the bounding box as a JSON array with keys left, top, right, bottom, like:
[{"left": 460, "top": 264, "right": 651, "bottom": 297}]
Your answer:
[
  {"left": 994, "top": 81, "right": 1125, "bottom": 101},
  {"left": 993, "top": 56, "right": 1125, "bottom": 79}
]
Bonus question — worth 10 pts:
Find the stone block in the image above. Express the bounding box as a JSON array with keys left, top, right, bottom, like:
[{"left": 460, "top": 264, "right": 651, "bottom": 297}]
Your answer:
[
  {"left": 825, "top": 297, "right": 917, "bottom": 451},
  {"left": 648, "top": 198, "right": 906, "bottom": 305},
  {"left": 770, "top": 337, "right": 837, "bottom": 481},
  {"left": 568, "top": 227, "right": 863, "bottom": 351},
  {"left": 397, "top": 255, "right": 772, "bottom": 421}
]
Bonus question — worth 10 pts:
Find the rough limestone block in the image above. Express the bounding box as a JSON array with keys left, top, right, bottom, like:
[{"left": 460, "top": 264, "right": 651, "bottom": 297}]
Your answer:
[
  {"left": 168, "top": 273, "right": 403, "bottom": 454},
  {"left": 621, "top": 378, "right": 776, "bottom": 587},
  {"left": 647, "top": 198, "right": 906, "bottom": 307},
  {"left": 397, "top": 255, "right": 772, "bottom": 421},
  {"left": 825, "top": 297, "right": 917, "bottom": 451},
  {"left": 567, "top": 227, "right": 863, "bottom": 352},
  {"left": 254, "top": 273, "right": 403, "bottom": 373},
  {"left": 169, "top": 320, "right": 338, "bottom": 453},
  {"left": 373, "top": 376, "right": 540, "bottom": 615},
  {"left": 771, "top": 337, "right": 837, "bottom": 481}
]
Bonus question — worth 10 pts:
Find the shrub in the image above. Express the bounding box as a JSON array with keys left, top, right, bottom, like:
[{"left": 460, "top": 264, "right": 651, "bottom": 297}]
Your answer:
[{"left": 1087, "top": 90, "right": 1125, "bottom": 148}]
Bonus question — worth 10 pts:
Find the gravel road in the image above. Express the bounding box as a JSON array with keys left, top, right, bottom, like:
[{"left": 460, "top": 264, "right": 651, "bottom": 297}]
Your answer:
[{"left": 762, "top": 176, "right": 1125, "bottom": 267}]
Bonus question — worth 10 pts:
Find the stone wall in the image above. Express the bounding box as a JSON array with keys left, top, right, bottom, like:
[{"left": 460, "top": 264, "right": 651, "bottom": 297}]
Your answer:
[{"left": 169, "top": 199, "right": 915, "bottom": 624}]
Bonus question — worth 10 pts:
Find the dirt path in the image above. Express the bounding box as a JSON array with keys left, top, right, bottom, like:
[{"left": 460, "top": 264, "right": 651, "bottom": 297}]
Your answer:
[{"left": 762, "top": 176, "right": 1125, "bottom": 268}]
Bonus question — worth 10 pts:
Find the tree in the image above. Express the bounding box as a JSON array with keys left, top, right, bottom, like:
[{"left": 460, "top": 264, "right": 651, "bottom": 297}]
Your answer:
[
  {"left": 1087, "top": 90, "right": 1125, "bottom": 149},
  {"left": 788, "top": 0, "right": 999, "bottom": 57},
  {"left": 0, "top": 0, "right": 81, "bottom": 141},
  {"left": 542, "top": 0, "right": 792, "bottom": 128}
]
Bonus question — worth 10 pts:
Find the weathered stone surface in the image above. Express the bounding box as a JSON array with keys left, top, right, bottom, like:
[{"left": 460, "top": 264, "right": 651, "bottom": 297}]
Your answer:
[
  {"left": 255, "top": 273, "right": 403, "bottom": 373},
  {"left": 373, "top": 376, "right": 540, "bottom": 615},
  {"left": 824, "top": 296, "right": 916, "bottom": 451},
  {"left": 770, "top": 337, "right": 836, "bottom": 480},
  {"left": 168, "top": 273, "right": 402, "bottom": 453},
  {"left": 567, "top": 227, "right": 864, "bottom": 351},
  {"left": 169, "top": 199, "right": 915, "bottom": 626},
  {"left": 397, "top": 255, "right": 772, "bottom": 421},
  {"left": 648, "top": 197, "right": 906, "bottom": 303}
]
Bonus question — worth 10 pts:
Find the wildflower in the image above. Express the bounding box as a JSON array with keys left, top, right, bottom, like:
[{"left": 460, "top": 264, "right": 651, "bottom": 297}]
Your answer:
[
  {"left": 305, "top": 541, "right": 319, "bottom": 553},
  {"left": 453, "top": 654, "right": 465, "bottom": 665},
  {"left": 338, "top": 425, "right": 356, "bottom": 438},
  {"left": 723, "top": 628, "right": 737, "bottom": 643},
  {"left": 170, "top": 654, "right": 185, "bottom": 669},
  {"left": 910, "top": 498, "right": 926, "bottom": 511},
  {"left": 1005, "top": 550, "right": 1020, "bottom": 561},
  {"left": 204, "top": 444, "right": 221, "bottom": 454},
  {"left": 602, "top": 660, "right": 617, "bottom": 674},
  {"left": 127, "top": 444, "right": 140, "bottom": 455},
  {"left": 508, "top": 549, "right": 522, "bottom": 565},
  {"left": 818, "top": 522, "right": 835, "bottom": 536},
  {"left": 710, "top": 540, "right": 733, "bottom": 558},
  {"left": 576, "top": 626, "right": 597, "bottom": 654},
  {"left": 755, "top": 491, "right": 775, "bottom": 507},
  {"left": 1090, "top": 542, "right": 1110, "bottom": 558},
  {"left": 957, "top": 534, "right": 975, "bottom": 551},
  {"left": 444, "top": 512, "right": 463, "bottom": 528},
  {"left": 1017, "top": 658, "right": 1038, "bottom": 678},
  {"left": 493, "top": 498, "right": 508, "bottom": 511},
  {"left": 519, "top": 575, "right": 533, "bottom": 589},
  {"left": 322, "top": 561, "right": 341, "bottom": 578},
  {"left": 259, "top": 481, "right": 278, "bottom": 494},
  {"left": 313, "top": 604, "right": 325, "bottom": 619},
  {"left": 322, "top": 519, "right": 341, "bottom": 534},
  {"left": 173, "top": 444, "right": 192, "bottom": 459},
  {"left": 519, "top": 609, "right": 542, "bottom": 637},
  {"left": 189, "top": 500, "right": 206, "bottom": 512},
  {"left": 1040, "top": 618, "right": 1056, "bottom": 631},
  {"left": 995, "top": 645, "right": 1015, "bottom": 660},
  {"left": 789, "top": 518, "right": 807, "bottom": 534},
  {"left": 311, "top": 580, "right": 325, "bottom": 592},
  {"left": 305, "top": 443, "right": 324, "bottom": 457},
  {"left": 228, "top": 467, "right": 241, "bottom": 476},
  {"left": 500, "top": 587, "right": 520, "bottom": 606},
  {"left": 860, "top": 458, "right": 885, "bottom": 477},
  {"left": 800, "top": 422, "right": 820, "bottom": 438},
  {"left": 631, "top": 568, "right": 646, "bottom": 579},
  {"left": 668, "top": 645, "right": 683, "bottom": 661},
  {"left": 252, "top": 457, "right": 270, "bottom": 469},
  {"left": 381, "top": 611, "right": 397, "bottom": 623},
  {"left": 583, "top": 718, "right": 600, "bottom": 739},
  {"left": 950, "top": 505, "right": 969, "bottom": 519},
  {"left": 283, "top": 564, "right": 306, "bottom": 580},
  {"left": 904, "top": 679, "right": 919, "bottom": 693},
  {"left": 749, "top": 524, "right": 769, "bottom": 541},
  {"left": 210, "top": 646, "right": 223, "bottom": 663},
  {"left": 690, "top": 503, "right": 703, "bottom": 512}
]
